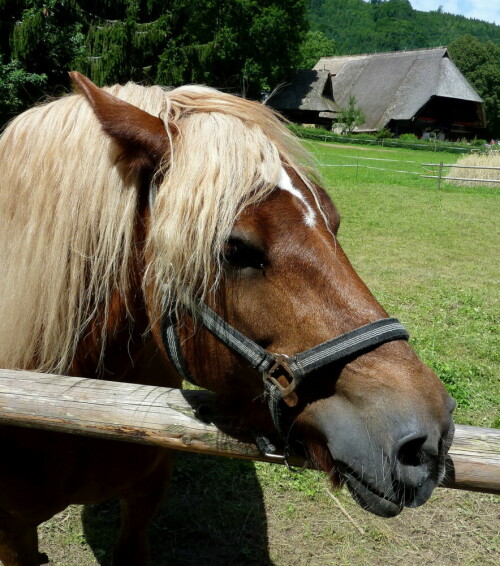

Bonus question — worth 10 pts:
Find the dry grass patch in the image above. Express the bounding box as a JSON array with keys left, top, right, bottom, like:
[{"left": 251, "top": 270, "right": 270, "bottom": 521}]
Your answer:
[{"left": 447, "top": 150, "right": 500, "bottom": 187}]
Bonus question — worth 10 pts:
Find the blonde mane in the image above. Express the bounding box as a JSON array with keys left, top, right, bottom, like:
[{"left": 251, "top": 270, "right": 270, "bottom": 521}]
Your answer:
[{"left": 0, "top": 81, "right": 316, "bottom": 374}]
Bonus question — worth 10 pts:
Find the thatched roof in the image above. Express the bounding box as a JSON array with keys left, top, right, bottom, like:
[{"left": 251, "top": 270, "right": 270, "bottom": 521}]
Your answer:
[
  {"left": 266, "top": 70, "right": 340, "bottom": 114},
  {"left": 314, "top": 48, "right": 484, "bottom": 131}
]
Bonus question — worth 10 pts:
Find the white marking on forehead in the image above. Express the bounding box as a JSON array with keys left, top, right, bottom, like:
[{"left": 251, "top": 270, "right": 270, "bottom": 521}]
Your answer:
[{"left": 278, "top": 168, "right": 316, "bottom": 227}]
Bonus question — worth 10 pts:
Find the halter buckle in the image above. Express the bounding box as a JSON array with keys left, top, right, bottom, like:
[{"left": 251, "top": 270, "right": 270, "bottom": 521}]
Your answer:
[{"left": 263, "top": 354, "right": 297, "bottom": 399}]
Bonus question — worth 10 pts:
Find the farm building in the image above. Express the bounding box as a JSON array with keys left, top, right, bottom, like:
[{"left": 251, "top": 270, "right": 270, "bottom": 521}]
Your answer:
[
  {"left": 266, "top": 69, "right": 341, "bottom": 129},
  {"left": 267, "top": 47, "right": 486, "bottom": 139}
]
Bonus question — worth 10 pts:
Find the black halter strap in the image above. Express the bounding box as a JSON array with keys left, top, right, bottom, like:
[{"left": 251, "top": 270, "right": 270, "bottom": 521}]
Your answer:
[{"left": 161, "top": 303, "right": 409, "bottom": 444}]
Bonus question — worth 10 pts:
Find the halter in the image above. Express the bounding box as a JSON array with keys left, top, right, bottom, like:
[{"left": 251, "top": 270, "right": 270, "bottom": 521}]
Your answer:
[
  {"left": 162, "top": 303, "right": 409, "bottom": 452},
  {"left": 151, "top": 178, "right": 409, "bottom": 455}
]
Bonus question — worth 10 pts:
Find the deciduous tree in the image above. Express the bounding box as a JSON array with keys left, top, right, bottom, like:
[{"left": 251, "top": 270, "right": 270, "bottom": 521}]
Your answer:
[
  {"left": 337, "top": 94, "right": 366, "bottom": 133},
  {"left": 298, "top": 30, "right": 336, "bottom": 68},
  {"left": 449, "top": 34, "right": 500, "bottom": 137}
]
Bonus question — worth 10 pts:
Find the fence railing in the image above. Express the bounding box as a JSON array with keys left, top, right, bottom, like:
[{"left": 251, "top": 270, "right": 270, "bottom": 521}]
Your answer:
[
  {"left": 422, "top": 162, "right": 500, "bottom": 189},
  {"left": 313, "top": 151, "right": 500, "bottom": 188},
  {"left": 1, "top": 369, "right": 499, "bottom": 494}
]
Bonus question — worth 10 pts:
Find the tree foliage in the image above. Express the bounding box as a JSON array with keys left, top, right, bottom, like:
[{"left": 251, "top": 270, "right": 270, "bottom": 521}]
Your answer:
[
  {"left": 1, "top": 0, "right": 499, "bottom": 136},
  {"left": 308, "top": 0, "right": 500, "bottom": 54},
  {"left": 449, "top": 35, "right": 500, "bottom": 137},
  {"left": 297, "top": 30, "right": 336, "bottom": 68},
  {"left": 0, "top": 58, "right": 47, "bottom": 116},
  {"left": 0, "top": 0, "right": 308, "bottom": 122},
  {"left": 337, "top": 94, "right": 366, "bottom": 133}
]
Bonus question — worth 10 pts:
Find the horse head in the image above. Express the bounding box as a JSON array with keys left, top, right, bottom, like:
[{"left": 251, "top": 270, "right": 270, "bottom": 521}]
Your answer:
[{"left": 71, "top": 72, "right": 455, "bottom": 519}]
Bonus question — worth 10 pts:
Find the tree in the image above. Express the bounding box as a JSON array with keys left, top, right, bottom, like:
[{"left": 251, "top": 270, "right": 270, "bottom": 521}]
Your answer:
[
  {"left": 0, "top": 0, "right": 309, "bottom": 117},
  {"left": 297, "top": 30, "right": 336, "bottom": 68},
  {"left": 337, "top": 94, "right": 366, "bottom": 133},
  {"left": 307, "top": 0, "right": 500, "bottom": 55},
  {"left": 0, "top": 59, "right": 47, "bottom": 123},
  {"left": 10, "top": 1, "right": 86, "bottom": 83},
  {"left": 0, "top": 0, "right": 84, "bottom": 118},
  {"left": 449, "top": 35, "right": 500, "bottom": 137}
]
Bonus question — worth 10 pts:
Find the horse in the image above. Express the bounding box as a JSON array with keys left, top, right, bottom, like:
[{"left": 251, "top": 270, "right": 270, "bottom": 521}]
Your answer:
[{"left": 0, "top": 72, "right": 455, "bottom": 566}]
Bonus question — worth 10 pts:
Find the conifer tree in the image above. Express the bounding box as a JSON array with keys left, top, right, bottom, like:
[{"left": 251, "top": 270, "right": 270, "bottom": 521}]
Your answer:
[{"left": 0, "top": 0, "right": 308, "bottom": 122}]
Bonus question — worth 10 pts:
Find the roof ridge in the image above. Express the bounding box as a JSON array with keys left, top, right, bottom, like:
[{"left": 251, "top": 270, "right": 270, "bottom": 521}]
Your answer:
[{"left": 315, "top": 46, "right": 448, "bottom": 65}]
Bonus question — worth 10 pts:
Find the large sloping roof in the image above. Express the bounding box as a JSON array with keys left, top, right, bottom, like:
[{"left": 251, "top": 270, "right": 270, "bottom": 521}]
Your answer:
[
  {"left": 314, "top": 48, "right": 483, "bottom": 131},
  {"left": 266, "top": 69, "right": 340, "bottom": 114}
]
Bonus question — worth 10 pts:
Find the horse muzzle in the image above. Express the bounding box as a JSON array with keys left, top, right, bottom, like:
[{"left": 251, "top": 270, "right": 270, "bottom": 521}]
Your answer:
[{"left": 305, "top": 392, "right": 456, "bottom": 518}]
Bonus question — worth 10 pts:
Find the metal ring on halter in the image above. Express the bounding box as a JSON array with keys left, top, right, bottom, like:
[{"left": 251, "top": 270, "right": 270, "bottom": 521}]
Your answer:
[
  {"left": 262, "top": 354, "right": 299, "bottom": 399},
  {"left": 284, "top": 445, "right": 308, "bottom": 473}
]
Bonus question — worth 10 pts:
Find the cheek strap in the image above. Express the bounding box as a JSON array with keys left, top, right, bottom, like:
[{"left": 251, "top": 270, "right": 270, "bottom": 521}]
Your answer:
[
  {"left": 161, "top": 302, "right": 409, "bottom": 401},
  {"left": 162, "top": 303, "right": 409, "bottom": 456}
]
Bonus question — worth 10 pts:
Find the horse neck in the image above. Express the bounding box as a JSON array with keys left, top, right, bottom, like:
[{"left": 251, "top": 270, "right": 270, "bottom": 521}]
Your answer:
[{"left": 70, "top": 207, "right": 154, "bottom": 383}]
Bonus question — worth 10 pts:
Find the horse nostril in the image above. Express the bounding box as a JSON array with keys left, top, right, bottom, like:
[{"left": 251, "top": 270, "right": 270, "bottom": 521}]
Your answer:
[{"left": 397, "top": 435, "right": 428, "bottom": 467}]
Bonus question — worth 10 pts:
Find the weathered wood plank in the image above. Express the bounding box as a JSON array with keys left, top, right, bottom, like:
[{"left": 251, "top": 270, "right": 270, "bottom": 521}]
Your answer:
[
  {"left": 0, "top": 369, "right": 499, "bottom": 493},
  {"left": 441, "top": 425, "right": 500, "bottom": 494},
  {"left": 0, "top": 369, "right": 272, "bottom": 462}
]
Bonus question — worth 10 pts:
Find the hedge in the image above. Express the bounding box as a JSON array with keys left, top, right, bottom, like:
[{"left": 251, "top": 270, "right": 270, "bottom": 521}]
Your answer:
[{"left": 288, "top": 124, "right": 497, "bottom": 155}]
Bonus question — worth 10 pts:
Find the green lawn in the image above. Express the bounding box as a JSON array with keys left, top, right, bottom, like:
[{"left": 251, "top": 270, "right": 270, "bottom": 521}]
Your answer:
[{"left": 307, "top": 140, "right": 499, "bottom": 427}]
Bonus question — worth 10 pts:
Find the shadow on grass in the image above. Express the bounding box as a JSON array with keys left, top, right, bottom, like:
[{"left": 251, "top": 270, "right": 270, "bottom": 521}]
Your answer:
[{"left": 81, "top": 452, "right": 274, "bottom": 566}]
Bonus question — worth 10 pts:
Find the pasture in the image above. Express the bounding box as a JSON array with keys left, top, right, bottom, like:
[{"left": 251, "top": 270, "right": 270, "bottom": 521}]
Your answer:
[{"left": 36, "top": 141, "right": 499, "bottom": 565}]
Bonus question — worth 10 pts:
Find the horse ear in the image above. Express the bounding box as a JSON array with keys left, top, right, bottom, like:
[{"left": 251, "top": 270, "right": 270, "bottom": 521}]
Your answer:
[{"left": 69, "top": 71, "right": 169, "bottom": 175}]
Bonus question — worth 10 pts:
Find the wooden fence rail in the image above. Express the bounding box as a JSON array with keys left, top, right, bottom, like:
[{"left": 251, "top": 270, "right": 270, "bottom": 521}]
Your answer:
[
  {"left": 0, "top": 369, "right": 499, "bottom": 494},
  {"left": 421, "top": 161, "right": 500, "bottom": 188}
]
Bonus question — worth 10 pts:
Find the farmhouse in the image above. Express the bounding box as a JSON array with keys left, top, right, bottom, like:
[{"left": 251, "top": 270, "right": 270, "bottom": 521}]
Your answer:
[
  {"left": 267, "top": 47, "right": 486, "bottom": 139},
  {"left": 266, "top": 69, "right": 341, "bottom": 129}
]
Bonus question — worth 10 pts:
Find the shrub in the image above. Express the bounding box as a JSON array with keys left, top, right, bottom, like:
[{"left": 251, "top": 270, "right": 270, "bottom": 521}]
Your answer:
[
  {"left": 399, "top": 133, "right": 419, "bottom": 141},
  {"left": 355, "top": 133, "right": 377, "bottom": 140},
  {"left": 337, "top": 95, "right": 366, "bottom": 133},
  {"left": 287, "top": 124, "right": 478, "bottom": 154},
  {"left": 376, "top": 127, "right": 393, "bottom": 139}
]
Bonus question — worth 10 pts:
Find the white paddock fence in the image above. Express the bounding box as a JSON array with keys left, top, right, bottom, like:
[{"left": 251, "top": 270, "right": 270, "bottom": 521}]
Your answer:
[{"left": 312, "top": 150, "right": 500, "bottom": 188}]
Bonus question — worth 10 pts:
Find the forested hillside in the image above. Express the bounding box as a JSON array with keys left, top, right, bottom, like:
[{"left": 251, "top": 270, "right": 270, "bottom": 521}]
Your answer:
[{"left": 308, "top": 0, "right": 500, "bottom": 54}]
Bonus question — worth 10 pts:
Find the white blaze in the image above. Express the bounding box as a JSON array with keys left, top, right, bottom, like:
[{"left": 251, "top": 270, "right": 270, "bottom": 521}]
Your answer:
[{"left": 278, "top": 168, "right": 317, "bottom": 227}]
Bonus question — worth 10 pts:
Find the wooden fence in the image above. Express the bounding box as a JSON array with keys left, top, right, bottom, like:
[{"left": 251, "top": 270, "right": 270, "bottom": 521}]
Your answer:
[
  {"left": 315, "top": 152, "right": 500, "bottom": 189},
  {"left": 422, "top": 162, "right": 500, "bottom": 189},
  {"left": 0, "top": 369, "right": 499, "bottom": 494}
]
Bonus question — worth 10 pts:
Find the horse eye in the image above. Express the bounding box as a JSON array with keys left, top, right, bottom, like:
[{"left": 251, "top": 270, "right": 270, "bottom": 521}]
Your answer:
[{"left": 224, "top": 237, "right": 266, "bottom": 271}]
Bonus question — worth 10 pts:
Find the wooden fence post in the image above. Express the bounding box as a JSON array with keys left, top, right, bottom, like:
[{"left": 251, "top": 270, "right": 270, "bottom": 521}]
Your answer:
[{"left": 437, "top": 161, "right": 443, "bottom": 189}]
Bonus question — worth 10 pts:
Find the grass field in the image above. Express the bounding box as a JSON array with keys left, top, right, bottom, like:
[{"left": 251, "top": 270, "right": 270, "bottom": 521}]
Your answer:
[{"left": 38, "top": 141, "right": 499, "bottom": 565}]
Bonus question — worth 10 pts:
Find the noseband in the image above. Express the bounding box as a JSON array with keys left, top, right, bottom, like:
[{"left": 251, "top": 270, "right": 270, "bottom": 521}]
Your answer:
[{"left": 162, "top": 303, "right": 409, "bottom": 453}]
